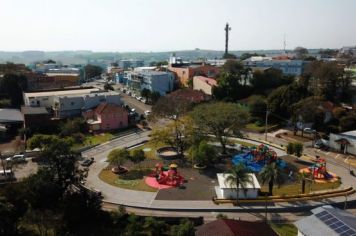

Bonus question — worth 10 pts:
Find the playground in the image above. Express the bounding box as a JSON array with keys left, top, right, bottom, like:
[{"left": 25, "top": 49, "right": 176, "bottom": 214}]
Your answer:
[{"left": 98, "top": 141, "right": 342, "bottom": 201}]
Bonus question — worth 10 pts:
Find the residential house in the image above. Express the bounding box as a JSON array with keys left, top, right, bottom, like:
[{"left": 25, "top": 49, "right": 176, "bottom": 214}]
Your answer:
[
  {"left": 83, "top": 103, "right": 128, "bottom": 131},
  {"left": 193, "top": 76, "right": 217, "bottom": 95},
  {"left": 329, "top": 130, "right": 356, "bottom": 155},
  {"left": 196, "top": 219, "right": 278, "bottom": 236},
  {"left": 214, "top": 173, "right": 261, "bottom": 199},
  {"left": 294, "top": 205, "right": 356, "bottom": 236}
]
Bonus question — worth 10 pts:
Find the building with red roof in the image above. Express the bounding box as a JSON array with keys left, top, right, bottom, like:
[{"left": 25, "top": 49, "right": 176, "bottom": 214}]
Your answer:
[
  {"left": 168, "top": 88, "right": 210, "bottom": 104},
  {"left": 195, "top": 219, "right": 278, "bottom": 236},
  {"left": 83, "top": 103, "right": 128, "bottom": 132},
  {"left": 193, "top": 76, "right": 217, "bottom": 95}
]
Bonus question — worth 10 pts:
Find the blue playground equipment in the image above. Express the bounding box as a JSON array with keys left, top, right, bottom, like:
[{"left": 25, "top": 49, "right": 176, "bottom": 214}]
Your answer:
[{"left": 232, "top": 145, "right": 286, "bottom": 172}]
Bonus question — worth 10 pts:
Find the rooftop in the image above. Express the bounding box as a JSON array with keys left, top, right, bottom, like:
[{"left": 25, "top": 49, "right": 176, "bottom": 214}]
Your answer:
[
  {"left": 0, "top": 109, "right": 24, "bottom": 123},
  {"left": 294, "top": 205, "right": 356, "bottom": 236},
  {"left": 196, "top": 219, "right": 278, "bottom": 236},
  {"left": 21, "top": 106, "right": 48, "bottom": 115},
  {"left": 217, "top": 173, "right": 261, "bottom": 189},
  {"left": 194, "top": 76, "right": 217, "bottom": 86},
  {"left": 24, "top": 87, "right": 100, "bottom": 97},
  {"left": 95, "top": 103, "right": 128, "bottom": 115}
]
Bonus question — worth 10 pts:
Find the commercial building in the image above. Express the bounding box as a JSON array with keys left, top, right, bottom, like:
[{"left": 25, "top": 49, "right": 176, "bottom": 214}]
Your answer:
[
  {"left": 215, "top": 173, "right": 261, "bottom": 199},
  {"left": 295, "top": 205, "right": 356, "bottom": 236},
  {"left": 329, "top": 130, "right": 356, "bottom": 155},
  {"left": 244, "top": 56, "right": 308, "bottom": 76},
  {"left": 193, "top": 76, "right": 217, "bottom": 95},
  {"left": 126, "top": 71, "right": 174, "bottom": 95},
  {"left": 23, "top": 87, "right": 122, "bottom": 118},
  {"left": 21, "top": 106, "right": 50, "bottom": 129}
]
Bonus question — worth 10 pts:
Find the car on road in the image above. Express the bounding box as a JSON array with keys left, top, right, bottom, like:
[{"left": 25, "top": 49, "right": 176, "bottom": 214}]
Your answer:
[
  {"left": 131, "top": 108, "right": 136, "bottom": 112},
  {"left": 81, "top": 157, "right": 94, "bottom": 167},
  {"left": 144, "top": 110, "right": 151, "bottom": 116},
  {"left": 6, "top": 154, "right": 26, "bottom": 163}
]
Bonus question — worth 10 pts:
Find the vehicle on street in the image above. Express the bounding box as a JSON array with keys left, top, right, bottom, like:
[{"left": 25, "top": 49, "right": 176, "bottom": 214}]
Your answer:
[
  {"left": 144, "top": 110, "right": 151, "bottom": 116},
  {"left": 6, "top": 154, "right": 26, "bottom": 163},
  {"left": 81, "top": 157, "right": 94, "bottom": 167},
  {"left": 131, "top": 108, "right": 136, "bottom": 112}
]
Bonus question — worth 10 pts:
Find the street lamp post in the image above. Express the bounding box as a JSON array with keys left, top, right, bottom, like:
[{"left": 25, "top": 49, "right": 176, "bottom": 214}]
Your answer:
[{"left": 264, "top": 110, "right": 269, "bottom": 141}]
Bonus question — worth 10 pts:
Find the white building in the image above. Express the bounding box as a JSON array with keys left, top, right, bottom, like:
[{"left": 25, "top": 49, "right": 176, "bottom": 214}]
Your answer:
[
  {"left": 23, "top": 87, "right": 122, "bottom": 118},
  {"left": 215, "top": 173, "right": 261, "bottom": 199},
  {"left": 329, "top": 131, "right": 356, "bottom": 155}
]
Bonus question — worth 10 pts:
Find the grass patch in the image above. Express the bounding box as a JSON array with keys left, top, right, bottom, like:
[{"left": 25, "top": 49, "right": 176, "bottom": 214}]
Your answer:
[
  {"left": 270, "top": 223, "right": 297, "bottom": 236},
  {"left": 245, "top": 123, "right": 278, "bottom": 133},
  {"left": 233, "top": 140, "right": 255, "bottom": 147},
  {"left": 129, "top": 142, "right": 166, "bottom": 160},
  {"left": 84, "top": 133, "right": 114, "bottom": 146},
  {"left": 99, "top": 168, "right": 157, "bottom": 192},
  {"left": 261, "top": 180, "right": 341, "bottom": 196}
]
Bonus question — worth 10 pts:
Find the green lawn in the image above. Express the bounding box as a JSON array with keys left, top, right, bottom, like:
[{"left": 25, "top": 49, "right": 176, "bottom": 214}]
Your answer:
[
  {"left": 129, "top": 142, "right": 166, "bottom": 160},
  {"left": 99, "top": 168, "right": 157, "bottom": 192},
  {"left": 260, "top": 180, "right": 341, "bottom": 196},
  {"left": 245, "top": 123, "right": 278, "bottom": 133},
  {"left": 270, "top": 223, "right": 297, "bottom": 236},
  {"left": 73, "top": 133, "right": 114, "bottom": 149},
  {"left": 233, "top": 140, "right": 255, "bottom": 147}
]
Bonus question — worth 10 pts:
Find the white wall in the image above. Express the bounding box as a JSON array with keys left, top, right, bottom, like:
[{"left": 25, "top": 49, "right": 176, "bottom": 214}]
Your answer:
[
  {"left": 219, "top": 188, "right": 259, "bottom": 199},
  {"left": 329, "top": 133, "right": 356, "bottom": 155}
]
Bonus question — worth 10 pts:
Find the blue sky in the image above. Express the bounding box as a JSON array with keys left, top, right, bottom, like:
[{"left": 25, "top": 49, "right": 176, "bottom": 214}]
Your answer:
[{"left": 0, "top": 0, "right": 355, "bottom": 51}]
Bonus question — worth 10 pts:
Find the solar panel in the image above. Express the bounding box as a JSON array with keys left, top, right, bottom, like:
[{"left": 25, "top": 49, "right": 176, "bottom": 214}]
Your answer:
[{"left": 315, "top": 210, "right": 356, "bottom": 236}]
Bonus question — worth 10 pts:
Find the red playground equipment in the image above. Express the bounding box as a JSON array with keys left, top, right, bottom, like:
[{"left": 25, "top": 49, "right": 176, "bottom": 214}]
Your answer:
[
  {"left": 149, "top": 163, "right": 184, "bottom": 187},
  {"left": 308, "top": 158, "right": 333, "bottom": 179},
  {"left": 250, "top": 144, "right": 278, "bottom": 163}
]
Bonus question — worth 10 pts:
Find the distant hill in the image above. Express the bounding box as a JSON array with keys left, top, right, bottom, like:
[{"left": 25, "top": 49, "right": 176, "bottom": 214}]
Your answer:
[{"left": 0, "top": 49, "right": 323, "bottom": 65}]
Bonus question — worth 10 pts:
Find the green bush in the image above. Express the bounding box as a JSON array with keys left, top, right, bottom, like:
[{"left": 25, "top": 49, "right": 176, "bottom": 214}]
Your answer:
[
  {"left": 294, "top": 142, "right": 303, "bottom": 157},
  {"left": 286, "top": 142, "right": 295, "bottom": 154}
]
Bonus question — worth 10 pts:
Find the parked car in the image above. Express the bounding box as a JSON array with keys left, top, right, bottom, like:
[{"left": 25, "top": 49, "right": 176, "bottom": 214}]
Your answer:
[
  {"left": 304, "top": 128, "right": 316, "bottom": 134},
  {"left": 81, "top": 157, "right": 94, "bottom": 167},
  {"left": 6, "top": 154, "right": 26, "bottom": 163}
]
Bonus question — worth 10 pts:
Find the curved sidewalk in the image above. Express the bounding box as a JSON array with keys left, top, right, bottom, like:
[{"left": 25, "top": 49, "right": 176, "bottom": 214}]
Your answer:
[{"left": 83, "top": 133, "right": 356, "bottom": 212}]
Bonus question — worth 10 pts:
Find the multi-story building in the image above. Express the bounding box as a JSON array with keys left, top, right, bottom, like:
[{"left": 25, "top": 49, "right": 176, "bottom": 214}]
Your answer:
[
  {"left": 119, "top": 59, "right": 144, "bottom": 70},
  {"left": 243, "top": 56, "right": 308, "bottom": 76},
  {"left": 23, "top": 87, "right": 122, "bottom": 118},
  {"left": 126, "top": 71, "right": 174, "bottom": 95}
]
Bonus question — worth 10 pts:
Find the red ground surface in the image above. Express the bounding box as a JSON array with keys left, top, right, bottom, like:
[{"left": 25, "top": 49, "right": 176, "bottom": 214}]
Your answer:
[{"left": 144, "top": 176, "right": 174, "bottom": 189}]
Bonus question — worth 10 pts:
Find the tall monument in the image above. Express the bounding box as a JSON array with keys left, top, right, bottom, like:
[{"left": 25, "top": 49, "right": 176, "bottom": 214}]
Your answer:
[{"left": 224, "top": 23, "right": 231, "bottom": 55}]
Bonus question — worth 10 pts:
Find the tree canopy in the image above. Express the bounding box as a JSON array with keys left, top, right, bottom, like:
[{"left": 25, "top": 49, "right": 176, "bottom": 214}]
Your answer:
[{"left": 191, "top": 102, "right": 249, "bottom": 154}]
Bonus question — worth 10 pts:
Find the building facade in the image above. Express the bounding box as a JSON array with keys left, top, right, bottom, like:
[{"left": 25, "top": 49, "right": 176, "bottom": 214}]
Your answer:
[
  {"left": 126, "top": 71, "right": 174, "bottom": 95},
  {"left": 119, "top": 59, "right": 144, "bottom": 70},
  {"left": 23, "top": 87, "right": 122, "bottom": 118},
  {"left": 83, "top": 103, "right": 128, "bottom": 132},
  {"left": 329, "top": 131, "right": 356, "bottom": 155},
  {"left": 244, "top": 56, "right": 308, "bottom": 76}
]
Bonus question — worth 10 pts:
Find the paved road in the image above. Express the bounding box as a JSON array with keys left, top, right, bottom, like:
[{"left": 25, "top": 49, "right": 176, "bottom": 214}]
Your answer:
[{"left": 120, "top": 93, "right": 151, "bottom": 115}]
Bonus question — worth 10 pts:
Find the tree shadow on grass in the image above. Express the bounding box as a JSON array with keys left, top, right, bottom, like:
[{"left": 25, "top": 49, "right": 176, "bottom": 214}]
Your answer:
[{"left": 120, "top": 169, "right": 152, "bottom": 180}]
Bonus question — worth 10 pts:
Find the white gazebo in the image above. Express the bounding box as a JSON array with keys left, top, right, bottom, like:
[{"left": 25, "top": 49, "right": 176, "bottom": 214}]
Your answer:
[{"left": 215, "top": 173, "right": 261, "bottom": 199}]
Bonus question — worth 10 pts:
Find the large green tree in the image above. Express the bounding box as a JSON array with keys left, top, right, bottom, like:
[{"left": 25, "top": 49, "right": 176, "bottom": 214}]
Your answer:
[
  {"left": 84, "top": 64, "right": 103, "bottom": 80},
  {"left": 0, "top": 74, "right": 27, "bottom": 107},
  {"left": 108, "top": 148, "right": 129, "bottom": 169},
  {"left": 191, "top": 102, "right": 249, "bottom": 154}
]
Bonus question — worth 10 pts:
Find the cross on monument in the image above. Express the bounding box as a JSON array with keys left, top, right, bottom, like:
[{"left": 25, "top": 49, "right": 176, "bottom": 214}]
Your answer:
[{"left": 224, "top": 23, "right": 231, "bottom": 55}]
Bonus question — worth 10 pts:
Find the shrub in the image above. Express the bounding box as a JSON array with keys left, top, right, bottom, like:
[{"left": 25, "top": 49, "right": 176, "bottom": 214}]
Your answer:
[
  {"left": 294, "top": 142, "right": 303, "bottom": 157},
  {"left": 286, "top": 142, "right": 295, "bottom": 155}
]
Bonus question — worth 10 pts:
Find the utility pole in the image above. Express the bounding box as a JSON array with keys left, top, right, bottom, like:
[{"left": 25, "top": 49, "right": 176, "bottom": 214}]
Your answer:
[
  {"left": 224, "top": 23, "right": 231, "bottom": 55},
  {"left": 344, "top": 193, "right": 348, "bottom": 210},
  {"left": 264, "top": 109, "right": 269, "bottom": 141}
]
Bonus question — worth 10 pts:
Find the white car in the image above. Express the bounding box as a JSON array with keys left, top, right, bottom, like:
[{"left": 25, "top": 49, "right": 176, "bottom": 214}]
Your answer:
[
  {"left": 6, "top": 154, "right": 26, "bottom": 162},
  {"left": 144, "top": 110, "right": 151, "bottom": 116}
]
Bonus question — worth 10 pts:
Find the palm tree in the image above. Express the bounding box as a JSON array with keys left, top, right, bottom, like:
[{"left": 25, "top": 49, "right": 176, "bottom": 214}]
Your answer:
[
  {"left": 224, "top": 163, "right": 254, "bottom": 205},
  {"left": 260, "top": 163, "right": 284, "bottom": 196}
]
